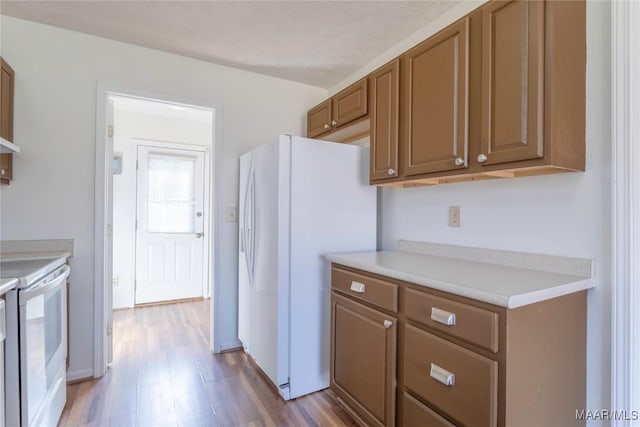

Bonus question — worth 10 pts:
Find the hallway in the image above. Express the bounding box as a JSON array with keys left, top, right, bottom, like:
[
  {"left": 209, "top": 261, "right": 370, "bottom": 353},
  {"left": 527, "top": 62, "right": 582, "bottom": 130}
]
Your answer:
[{"left": 59, "top": 300, "right": 355, "bottom": 426}]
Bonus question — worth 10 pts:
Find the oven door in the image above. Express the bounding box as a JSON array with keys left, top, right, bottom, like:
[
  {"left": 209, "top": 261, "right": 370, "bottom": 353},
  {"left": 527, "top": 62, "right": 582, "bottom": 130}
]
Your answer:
[
  {"left": 19, "top": 264, "right": 69, "bottom": 427},
  {"left": 1, "top": 298, "right": 6, "bottom": 427}
]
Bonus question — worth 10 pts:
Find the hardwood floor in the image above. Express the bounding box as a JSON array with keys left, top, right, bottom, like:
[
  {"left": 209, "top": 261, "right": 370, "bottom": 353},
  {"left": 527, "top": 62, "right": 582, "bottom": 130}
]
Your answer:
[{"left": 60, "top": 299, "right": 355, "bottom": 427}]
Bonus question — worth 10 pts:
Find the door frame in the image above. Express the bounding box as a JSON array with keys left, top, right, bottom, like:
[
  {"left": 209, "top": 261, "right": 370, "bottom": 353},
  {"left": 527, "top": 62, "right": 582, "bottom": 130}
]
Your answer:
[
  {"left": 94, "top": 84, "right": 225, "bottom": 378},
  {"left": 611, "top": 0, "right": 640, "bottom": 421},
  {"left": 133, "top": 140, "right": 211, "bottom": 302}
]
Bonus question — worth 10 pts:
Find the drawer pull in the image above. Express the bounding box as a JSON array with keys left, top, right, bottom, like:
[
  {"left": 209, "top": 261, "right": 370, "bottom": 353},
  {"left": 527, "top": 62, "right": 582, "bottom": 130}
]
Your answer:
[
  {"left": 430, "top": 363, "right": 455, "bottom": 386},
  {"left": 431, "top": 307, "right": 456, "bottom": 326},
  {"left": 350, "top": 281, "right": 366, "bottom": 293}
]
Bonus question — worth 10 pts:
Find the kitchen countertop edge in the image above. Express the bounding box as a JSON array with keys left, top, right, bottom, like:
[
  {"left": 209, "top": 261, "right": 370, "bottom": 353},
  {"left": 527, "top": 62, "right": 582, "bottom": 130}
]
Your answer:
[
  {"left": 0, "top": 277, "right": 19, "bottom": 296},
  {"left": 1, "top": 250, "right": 73, "bottom": 262},
  {"left": 326, "top": 253, "right": 594, "bottom": 309}
]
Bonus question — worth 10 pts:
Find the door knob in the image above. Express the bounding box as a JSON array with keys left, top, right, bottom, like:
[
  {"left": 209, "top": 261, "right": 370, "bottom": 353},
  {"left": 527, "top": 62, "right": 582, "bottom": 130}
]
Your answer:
[
  {"left": 454, "top": 157, "right": 465, "bottom": 166},
  {"left": 196, "top": 232, "right": 203, "bottom": 238},
  {"left": 477, "top": 154, "right": 488, "bottom": 163}
]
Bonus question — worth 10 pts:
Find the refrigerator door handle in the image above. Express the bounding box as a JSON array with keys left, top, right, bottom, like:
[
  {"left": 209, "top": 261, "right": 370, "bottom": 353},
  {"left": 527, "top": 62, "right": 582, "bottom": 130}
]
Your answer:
[
  {"left": 242, "top": 162, "right": 254, "bottom": 286},
  {"left": 249, "top": 167, "right": 257, "bottom": 285}
]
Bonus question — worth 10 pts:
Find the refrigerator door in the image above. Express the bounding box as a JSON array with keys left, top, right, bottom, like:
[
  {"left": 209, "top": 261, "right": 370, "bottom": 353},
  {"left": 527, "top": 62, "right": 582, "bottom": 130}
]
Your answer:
[
  {"left": 288, "top": 136, "right": 377, "bottom": 399},
  {"left": 238, "top": 151, "right": 253, "bottom": 353},
  {"left": 249, "top": 137, "right": 290, "bottom": 392}
]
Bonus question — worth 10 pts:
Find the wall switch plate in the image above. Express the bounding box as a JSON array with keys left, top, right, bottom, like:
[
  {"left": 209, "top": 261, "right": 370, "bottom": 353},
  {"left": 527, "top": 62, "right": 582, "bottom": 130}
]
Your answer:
[
  {"left": 449, "top": 206, "right": 461, "bottom": 227},
  {"left": 226, "top": 207, "right": 238, "bottom": 223}
]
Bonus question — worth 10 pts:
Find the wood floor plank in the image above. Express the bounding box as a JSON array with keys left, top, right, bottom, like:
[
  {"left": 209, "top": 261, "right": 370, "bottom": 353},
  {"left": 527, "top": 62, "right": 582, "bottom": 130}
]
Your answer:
[{"left": 60, "top": 299, "right": 354, "bottom": 427}]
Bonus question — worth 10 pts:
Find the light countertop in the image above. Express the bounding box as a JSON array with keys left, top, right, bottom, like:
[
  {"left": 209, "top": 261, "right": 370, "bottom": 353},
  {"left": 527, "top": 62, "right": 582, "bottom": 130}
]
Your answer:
[
  {"left": 0, "top": 277, "right": 18, "bottom": 296},
  {"left": 0, "top": 250, "right": 73, "bottom": 262},
  {"left": 326, "top": 241, "right": 594, "bottom": 309}
]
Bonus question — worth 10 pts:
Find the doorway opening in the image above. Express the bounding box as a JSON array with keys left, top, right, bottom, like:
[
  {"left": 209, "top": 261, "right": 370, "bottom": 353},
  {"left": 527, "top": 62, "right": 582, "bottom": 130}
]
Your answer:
[
  {"left": 111, "top": 96, "right": 213, "bottom": 311},
  {"left": 95, "top": 90, "right": 219, "bottom": 374}
]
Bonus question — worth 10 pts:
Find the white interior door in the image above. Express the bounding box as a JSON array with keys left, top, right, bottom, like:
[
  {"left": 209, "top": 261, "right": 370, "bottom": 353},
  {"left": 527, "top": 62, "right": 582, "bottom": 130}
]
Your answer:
[{"left": 135, "top": 145, "right": 206, "bottom": 305}]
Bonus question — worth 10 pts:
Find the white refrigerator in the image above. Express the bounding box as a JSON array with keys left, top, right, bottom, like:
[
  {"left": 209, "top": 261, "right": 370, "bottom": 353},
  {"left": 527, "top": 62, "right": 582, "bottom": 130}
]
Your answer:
[{"left": 238, "top": 134, "right": 376, "bottom": 400}]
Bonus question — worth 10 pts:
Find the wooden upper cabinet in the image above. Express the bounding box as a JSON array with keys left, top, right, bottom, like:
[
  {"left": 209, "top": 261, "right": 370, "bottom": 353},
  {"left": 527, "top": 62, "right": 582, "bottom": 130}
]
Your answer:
[
  {"left": 306, "top": 77, "right": 369, "bottom": 141},
  {"left": 331, "top": 293, "right": 396, "bottom": 427},
  {"left": 307, "top": 98, "right": 332, "bottom": 138},
  {"left": 370, "top": 59, "right": 399, "bottom": 182},
  {"left": 1, "top": 57, "right": 14, "bottom": 142},
  {"left": 1, "top": 57, "right": 15, "bottom": 185},
  {"left": 0, "top": 152, "right": 12, "bottom": 183},
  {"left": 332, "top": 77, "right": 367, "bottom": 128},
  {"left": 479, "top": 0, "right": 544, "bottom": 166},
  {"left": 401, "top": 18, "right": 469, "bottom": 177}
]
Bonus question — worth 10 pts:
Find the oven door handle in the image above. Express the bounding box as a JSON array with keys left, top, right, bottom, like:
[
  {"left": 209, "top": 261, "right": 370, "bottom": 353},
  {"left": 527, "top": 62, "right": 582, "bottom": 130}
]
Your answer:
[{"left": 19, "top": 264, "right": 70, "bottom": 305}]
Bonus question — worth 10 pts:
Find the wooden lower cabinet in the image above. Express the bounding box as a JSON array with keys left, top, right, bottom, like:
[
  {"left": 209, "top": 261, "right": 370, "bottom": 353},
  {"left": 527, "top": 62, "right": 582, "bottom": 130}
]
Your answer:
[
  {"left": 331, "top": 264, "right": 587, "bottom": 427},
  {"left": 331, "top": 292, "right": 397, "bottom": 427}
]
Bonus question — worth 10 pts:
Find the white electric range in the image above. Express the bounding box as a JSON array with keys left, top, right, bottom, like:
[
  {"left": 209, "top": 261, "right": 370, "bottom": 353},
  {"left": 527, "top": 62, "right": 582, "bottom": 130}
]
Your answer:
[{"left": 1, "top": 257, "right": 69, "bottom": 427}]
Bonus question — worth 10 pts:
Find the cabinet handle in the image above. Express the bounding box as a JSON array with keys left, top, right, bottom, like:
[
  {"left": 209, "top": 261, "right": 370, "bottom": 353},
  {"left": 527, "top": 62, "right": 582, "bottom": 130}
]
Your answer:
[
  {"left": 388, "top": 168, "right": 396, "bottom": 176},
  {"left": 430, "top": 363, "right": 455, "bottom": 386},
  {"left": 383, "top": 320, "right": 393, "bottom": 329},
  {"left": 430, "top": 307, "right": 456, "bottom": 326},
  {"left": 323, "top": 124, "right": 330, "bottom": 130},
  {"left": 477, "top": 154, "right": 488, "bottom": 163},
  {"left": 350, "top": 281, "right": 365, "bottom": 293},
  {"left": 454, "top": 157, "right": 465, "bottom": 166},
  {"left": 331, "top": 120, "right": 337, "bottom": 126}
]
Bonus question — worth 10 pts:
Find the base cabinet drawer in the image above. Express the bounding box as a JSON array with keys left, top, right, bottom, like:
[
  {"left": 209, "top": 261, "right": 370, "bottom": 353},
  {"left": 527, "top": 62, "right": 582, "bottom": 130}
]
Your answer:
[
  {"left": 332, "top": 267, "right": 398, "bottom": 312},
  {"left": 405, "top": 288, "right": 499, "bottom": 352},
  {"left": 404, "top": 324, "right": 498, "bottom": 427},
  {"left": 403, "top": 393, "right": 455, "bottom": 427}
]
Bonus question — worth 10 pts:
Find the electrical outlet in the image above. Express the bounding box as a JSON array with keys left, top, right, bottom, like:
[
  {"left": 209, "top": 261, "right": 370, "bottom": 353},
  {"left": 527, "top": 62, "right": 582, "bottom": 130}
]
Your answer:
[
  {"left": 226, "top": 207, "right": 238, "bottom": 223},
  {"left": 449, "top": 206, "right": 461, "bottom": 227}
]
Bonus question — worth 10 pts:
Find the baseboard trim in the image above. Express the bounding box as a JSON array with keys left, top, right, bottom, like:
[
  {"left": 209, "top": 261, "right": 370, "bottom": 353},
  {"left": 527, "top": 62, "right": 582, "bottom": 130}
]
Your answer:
[
  {"left": 66, "top": 368, "right": 94, "bottom": 383},
  {"left": 220, "top": 340, "right": 243, "bottom": 353}
]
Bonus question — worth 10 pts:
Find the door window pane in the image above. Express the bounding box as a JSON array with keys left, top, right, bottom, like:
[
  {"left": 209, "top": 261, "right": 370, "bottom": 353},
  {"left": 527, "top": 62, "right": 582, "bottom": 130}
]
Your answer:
[{"left": 147, "top": 154, "right": 196, "bottom": 233}]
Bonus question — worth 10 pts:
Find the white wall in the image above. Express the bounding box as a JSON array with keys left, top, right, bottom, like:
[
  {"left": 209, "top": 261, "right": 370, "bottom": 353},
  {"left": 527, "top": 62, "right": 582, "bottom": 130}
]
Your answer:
[
  {"left": 0, "top": 16, "right": 327, "bottom": 379},
  {"left": 112, "top": 108, "right": 212, "bottom": 309},
  {"left": 333, "top": 0, "right": 613, "bottom": 421}
]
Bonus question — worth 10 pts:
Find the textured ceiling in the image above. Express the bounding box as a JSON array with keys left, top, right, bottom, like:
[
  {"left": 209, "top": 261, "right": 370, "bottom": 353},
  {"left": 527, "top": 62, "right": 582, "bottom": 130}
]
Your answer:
[{"left": 1, "top": 1, "right": 460, "bottom": 88}]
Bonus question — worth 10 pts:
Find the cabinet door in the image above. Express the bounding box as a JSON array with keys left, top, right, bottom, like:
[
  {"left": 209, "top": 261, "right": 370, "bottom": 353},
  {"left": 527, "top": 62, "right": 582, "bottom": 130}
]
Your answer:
[
  {"left": 331, "top": 293, "right": 396, "bottom": 427},
  {"left": 332, "top": 77, "right": 368, "bottom": 128},
  {"left": 401, "top": 18, "right": 469, "bottom": 176},
  {"left": 307, "top": 99, "right": 332, "bottom": 138},
  {"left": 479, "top": 0, "right": 544, "bottom": 166},
  {"left": 1, "top": 57, "right": 14, "bottom": 142},
  {"left": 370, "top": 59, "right": 399, "bottom": 181}
]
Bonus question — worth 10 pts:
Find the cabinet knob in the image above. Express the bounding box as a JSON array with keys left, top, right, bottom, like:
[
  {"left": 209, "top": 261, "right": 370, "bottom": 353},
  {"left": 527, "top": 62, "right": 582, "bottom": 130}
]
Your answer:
[
  {"left": 383, "top": 320, "right": 393, "bottom": 329},
  {"left": 196, "top": 232, "right": 203, "bottom": 238},
  {"left": 387, "top": 168, "right": 396, "bottom": 176},
  {"left": 454, "top": 157, "right": 465, "bottom": 166},
  {"left": 477, "top": 154, "right": 488, "bottom": 163},
  {"left": 331, "top": 120, "right": 337, "bottom": 126},
  {"left": 0, "top": 169, "right": 5, "bottom": 176},
  {"left": 323, "top": 124, "right": 330, "bottom": 130}
]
